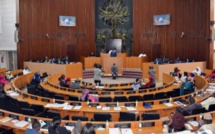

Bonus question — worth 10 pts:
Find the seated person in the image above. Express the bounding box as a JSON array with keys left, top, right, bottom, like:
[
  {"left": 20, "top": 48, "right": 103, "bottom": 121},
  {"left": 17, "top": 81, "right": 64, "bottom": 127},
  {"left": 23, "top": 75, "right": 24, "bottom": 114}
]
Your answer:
[
  {"left": 132, "top": 78, "right": 141, "bottom": 90},
  {"left": 0, "top": 74, "right": 8, "bottom": 88},
  {"left": 109, "top": 47, "right": 117, "bottom": 57},
  {"left": 174, "top": 57, "right": 181, "bottom": 63},
  {"left": 179, "top": 77, "right": 194, "bottom": 95},
  {"left": 176, "top": 97, "right": 202, "bottom": 115},
  {"left": 173, "top": 67, "right": 182, "bottom": 78},
  {"left": 187, "top": 73, "right": 195, "bottom": 83},
  {"left": 70, "top": 79, "right": 81, "bottom": 89},
  {"left": 65, "top": 77, "right": 71, "bottom": 87},
  {"left": 154, "top": 58, "right": 162, "bottom": 65},
  {"left": 6, "top": 71, "right": 13, "bottom": 81},
  {"left": 58, "top": 74, "right": 66, "bottom": 87},
  {"left": 111, "top": 63, "right": 118, "bottom": 79},
  {"left": 138, "top": 51, "right": 147, "bottom": 57},
  {"left": 23, "top": 66, "right": 30, "bottom": 75},
  {"left": 81, "top": 123, "right": 95, "bottom": 134},
  {"left": 24, "top": 120, "right": 41, "bottom": 134},
  {"left": 31, "top": 73, "right": 41, "bottom": 85},
  {"left": 48, "top": 117, "right": 72, "bottom": 134},
  {"left": 206, "top": 69, "right": 215, "bottom": 80},
  {"left": 168, "top": 111, "right": 186, "bottom": 133},
  {"left": 141, "top": 76, "right": 155, "bottom": 88},
  {"left": 181, "top": 72, "right": 188, "bottom": 83},
  {"left": 192, "top": 66, "right": 202, "bottom": 76}
]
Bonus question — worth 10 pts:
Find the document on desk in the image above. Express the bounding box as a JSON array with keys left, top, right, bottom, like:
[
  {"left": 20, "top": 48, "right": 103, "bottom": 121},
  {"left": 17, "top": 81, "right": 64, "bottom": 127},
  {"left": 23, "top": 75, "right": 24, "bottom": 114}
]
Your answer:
[
  {"left": 114, "top": 107, "right": 121, "bottom": 110},
  {"left": 188, "top": 121, "right": 199, "bottom": 127},
  {"left": 65, "top": 126, "right": 74, "bottom": 131},
  {"left": 185, "top": 123, "right": 193, "bottom": 130},
  {"left": 126, "top": 107, "right": 136, "bottom": 111},
  {"left": 163, "top": 103, "right": 173, "bottom": 107},
  {"left": 121, "top": 128, "right": 133, "bottom": 134},
  {"left": 74, "top": 106, "right": 82, "bottom": 110},
  {"left": 14, "top": 120, "right": 29, "bottom": 127},
  {"left": 102, "top": 107, "right": 110, "bottom": 110},
  {"left": 0, "top": 117, "right": 12, "bottom": 123},
  {"left": 63, "top": 105, "right": 73, "bottom": 110},
  {"left": 109, "top": 128, "right": 121, "bottom": 134},
  {"left": 45, "top": 103, "right": 53, "bottom": 108}
]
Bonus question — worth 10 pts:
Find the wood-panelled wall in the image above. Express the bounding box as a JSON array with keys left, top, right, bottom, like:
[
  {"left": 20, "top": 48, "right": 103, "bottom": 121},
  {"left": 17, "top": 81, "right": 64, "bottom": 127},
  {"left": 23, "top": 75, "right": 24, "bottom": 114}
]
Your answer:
[
  {"left": 17, "top": 0, "right": 213, "bottom": 69},
  {"left": 133, "top": 0, "right": 212, "bottom": 68},
  {"left": 17, "top": 0, "right": 95, "bottom": 68}
]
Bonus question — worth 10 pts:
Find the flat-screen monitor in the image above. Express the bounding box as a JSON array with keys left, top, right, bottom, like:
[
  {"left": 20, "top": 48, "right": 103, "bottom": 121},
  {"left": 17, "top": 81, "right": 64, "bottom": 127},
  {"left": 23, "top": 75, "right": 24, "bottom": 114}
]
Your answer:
[
  {"left": 153, "top": 14, "right": 170, "bottom": 26},
  {"left": 106, "top": 38, "right": 122, "bottom": 53},
  {"left": 59, "top": 16, "right": 76, "bottom": 27}
]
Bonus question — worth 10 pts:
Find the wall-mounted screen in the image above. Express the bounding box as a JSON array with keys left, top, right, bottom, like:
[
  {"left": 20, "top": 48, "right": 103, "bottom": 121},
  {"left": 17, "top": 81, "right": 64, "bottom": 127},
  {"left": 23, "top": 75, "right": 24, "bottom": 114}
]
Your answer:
[
  {"left": 153, "top": 14, "right": 170, "bottom": 26},
  {"left": 59, "top": 16, "right": 76, "bottom": 27}
]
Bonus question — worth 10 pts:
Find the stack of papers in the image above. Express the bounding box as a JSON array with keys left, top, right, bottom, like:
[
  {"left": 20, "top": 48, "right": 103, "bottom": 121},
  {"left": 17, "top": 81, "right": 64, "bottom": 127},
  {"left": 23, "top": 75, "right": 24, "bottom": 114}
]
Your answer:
[
  {"left": 14, "top": 120, "right": 29, "bottom": 127},
  {"left": 0, "top": 117, "right": 12, "bottom": 123},
  {"left": 102, "top": 107, "right": 110, "bottom": 110},
  {"left": 109, "top": 128, "right": 121, "bottom": 134},
  {"left": 114, "top": 107, "right": 121, "bottom": 110},
  {"left": 185, "top": 124, "right": 193, "bottom": 130},
  {"left": 126, "top": 107, "right": 136, "bottom": 111},
  {"left": 188, "top": 121, "right": 199, "bottom": 127},
  {"left": 45, "top": 103, "right": 69, "bottom": 108},
  {"left": 63, "top": 105, "right": 73, "bottom": 110},
  {"left": 74, "top": 106, "right": 82, "bottom": 110},
  {"left": 164, "top": 103, "right": 173, "bottom": 107},
  {"left": 7, "top": 91, "right": 19, "bottom": 97},
  {"left": 65, "top": 126, "right": 74, "bottom": 131},
  {"left": 174, "top": 101, "right": 183, "bottom": 106},
  {"left": 121, "top": 128, "right": 133, "bottom": 134}
]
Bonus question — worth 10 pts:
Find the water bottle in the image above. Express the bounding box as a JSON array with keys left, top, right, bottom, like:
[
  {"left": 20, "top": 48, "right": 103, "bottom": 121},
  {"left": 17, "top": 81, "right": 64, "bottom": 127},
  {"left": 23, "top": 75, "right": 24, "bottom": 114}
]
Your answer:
[
  {"left": 169, "top": 97, "right": 172, "bottom": 102},
  {"left": 106, "top": 120, "right": 109, "bottom": 129},
  {"left": 136, "top": 100, "right": 138, "bottom": 107},
  {"left": 117, "top": 101, "right": 119, "bottom": 107},
  {"left": 53, "top": 98, "right": 55, "bottom": 103}
]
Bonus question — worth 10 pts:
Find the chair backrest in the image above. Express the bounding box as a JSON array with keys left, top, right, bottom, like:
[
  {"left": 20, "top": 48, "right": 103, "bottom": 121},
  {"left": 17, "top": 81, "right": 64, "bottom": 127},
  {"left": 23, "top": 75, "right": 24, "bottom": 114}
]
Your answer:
[
  {"left": 47, "top": 110, "right": 61, "bottom": 118},
  {"left": 93, "top": 113, "right": 111, "bottom": 121},
  {"left": 191, "top": 108, "right": 205, "bottom": 115},
  {"left": 142, "top": 113, "right": 160, "bottom": 120},
  {"left": 31, "top": 104, "right": 44, "bottom": 112},
  {"left": 68, "top": 96, "right": 79, "bottom": 101},
  {"left": 154, "top": 92, "right": 166, "bottom": 100},
  {"left": 143, "top": 94, "right": 154, "bottom": 101},
  {"left": 208, "top": 104, "right": 215, "bottom": 111},
  {"left": 54, "top": 95, "right": 64, "bottom": 100},
  {"left": 128, "top": 95, "right": 142, "bottom": 101},
  {"left": 18, "top": 101, "right": 30, "bottom": 108},
  {"left": 114, "top": 96, "right": 128, "bottom": 102},
  {"left": 119, "top": 112, "right": 136, "bottom": 121},
  {"left": 99, "top": 97, "right": 112, "bottom": 102},
  {"left": 72, "top": 116, "right": 88, "bottom": 121},
  {"left": 106, "top": 103, "right": 117, "bottom": 107},
  {"left": 21, "top": 108, "right": 35, "bottom": 116},
  {"left": 70, "top": 102, "right": 81, "bottom": 106}
]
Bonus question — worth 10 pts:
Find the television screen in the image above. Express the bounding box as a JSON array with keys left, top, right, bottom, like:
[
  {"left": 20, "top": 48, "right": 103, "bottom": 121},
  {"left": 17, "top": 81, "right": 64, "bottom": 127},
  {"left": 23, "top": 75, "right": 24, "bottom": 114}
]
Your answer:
[
  {"left": 153, "top": 14, "right": 170, "bottom": 26},
  {"left": 59, "top": 16, "right": 76, "bottom": 27}
]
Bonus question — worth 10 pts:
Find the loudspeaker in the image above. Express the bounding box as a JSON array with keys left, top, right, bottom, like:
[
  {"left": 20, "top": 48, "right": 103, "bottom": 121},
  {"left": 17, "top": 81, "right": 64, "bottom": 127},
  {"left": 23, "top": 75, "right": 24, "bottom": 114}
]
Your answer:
[
  {"left": 15, "top": 23, "right": 19, "bottom": 28},
  {"left": 210, "top": 21, "right": 215, "bottom": 26}
]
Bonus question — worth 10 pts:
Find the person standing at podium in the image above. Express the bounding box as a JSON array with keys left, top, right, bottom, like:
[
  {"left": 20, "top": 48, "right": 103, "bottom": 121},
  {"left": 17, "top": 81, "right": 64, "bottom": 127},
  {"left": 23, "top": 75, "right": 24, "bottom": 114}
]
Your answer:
[
  {"left": 93, "top": 63, "right": 104, "bottom": 85},
  {"left": 109, "top": 47, "right": 117, "bottom": 57}
]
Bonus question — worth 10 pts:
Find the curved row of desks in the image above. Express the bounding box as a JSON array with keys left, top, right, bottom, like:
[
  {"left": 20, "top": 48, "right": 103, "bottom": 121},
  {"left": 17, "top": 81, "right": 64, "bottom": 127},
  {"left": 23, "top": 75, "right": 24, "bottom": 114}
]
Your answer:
[
  {"left": 0, "top": 108, "right": 215, "bottom": 134},
  {"left": 5, "top": 72, "right": 210, "bottom": 122}
]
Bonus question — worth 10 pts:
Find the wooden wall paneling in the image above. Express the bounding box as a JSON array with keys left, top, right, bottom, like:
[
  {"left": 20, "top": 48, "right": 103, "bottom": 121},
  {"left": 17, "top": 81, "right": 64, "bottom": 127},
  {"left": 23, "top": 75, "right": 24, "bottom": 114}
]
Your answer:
[{"left": 166, "top": 0, "right": 176, "bottom": 59}]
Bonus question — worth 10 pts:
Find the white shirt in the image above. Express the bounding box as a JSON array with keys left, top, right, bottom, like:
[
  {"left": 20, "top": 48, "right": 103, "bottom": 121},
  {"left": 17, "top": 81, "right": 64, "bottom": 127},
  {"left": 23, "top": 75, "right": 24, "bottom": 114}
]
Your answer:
[{"left": 138, "top": 53, "right": 147, "bottom": 57}]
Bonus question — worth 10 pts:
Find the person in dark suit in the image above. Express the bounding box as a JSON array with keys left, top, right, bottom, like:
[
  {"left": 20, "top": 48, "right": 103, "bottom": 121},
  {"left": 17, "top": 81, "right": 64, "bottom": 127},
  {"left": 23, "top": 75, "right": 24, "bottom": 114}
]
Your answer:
[
  {"left": 24, "top": 120, "right": 41, "bottom": 134},
  {"left": 109, "top": 47, "right": 117, "bottom": 57},
  {"left": 111, "top": 63, "right": 118, "bottom": 79},
  {"left": 48, "top": 117, "right": 72, "bottom": 134}
]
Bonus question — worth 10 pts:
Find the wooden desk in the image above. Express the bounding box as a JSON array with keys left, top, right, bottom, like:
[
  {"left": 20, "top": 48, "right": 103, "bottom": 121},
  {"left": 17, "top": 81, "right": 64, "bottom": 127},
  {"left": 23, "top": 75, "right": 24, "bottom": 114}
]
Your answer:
[
  {"left": 24, "top": 62, "right": 83, "bottom": 79},
  {"left": 0, "top": 68, "right": 6, "bottom": 76},
  {"left": 125, "top": 57, "right": 148, "bottom": 69},
  {"left": 81, "top": 57, "right": 101, "bottom": 69},
  {"left": 6, "top": 73, "right": 209, "bottom": 122},
  {"left": 142, "top": 62, "right": 206, "bottom": 81}
]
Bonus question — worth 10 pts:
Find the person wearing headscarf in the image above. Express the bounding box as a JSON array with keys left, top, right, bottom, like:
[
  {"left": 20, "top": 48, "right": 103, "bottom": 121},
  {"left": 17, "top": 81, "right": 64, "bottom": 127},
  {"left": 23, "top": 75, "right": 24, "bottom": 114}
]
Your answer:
[
  {"left": 148, "top": 66, "right": 156, "bottom": 85},
  {"left": 173, "top": 67, "right": 181, "bottom": 78},
  {"left": 192, "top": 67, "right": 201, "bottom": 76},
  {"left": 168, "top": 111, "right": 185, "bottom": 132},
  {"left": 179, "top": 77, "right": 194, "bottom": 95},
  {"left": 181, "top": 72, "right": 188, "bottom": 83}
]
